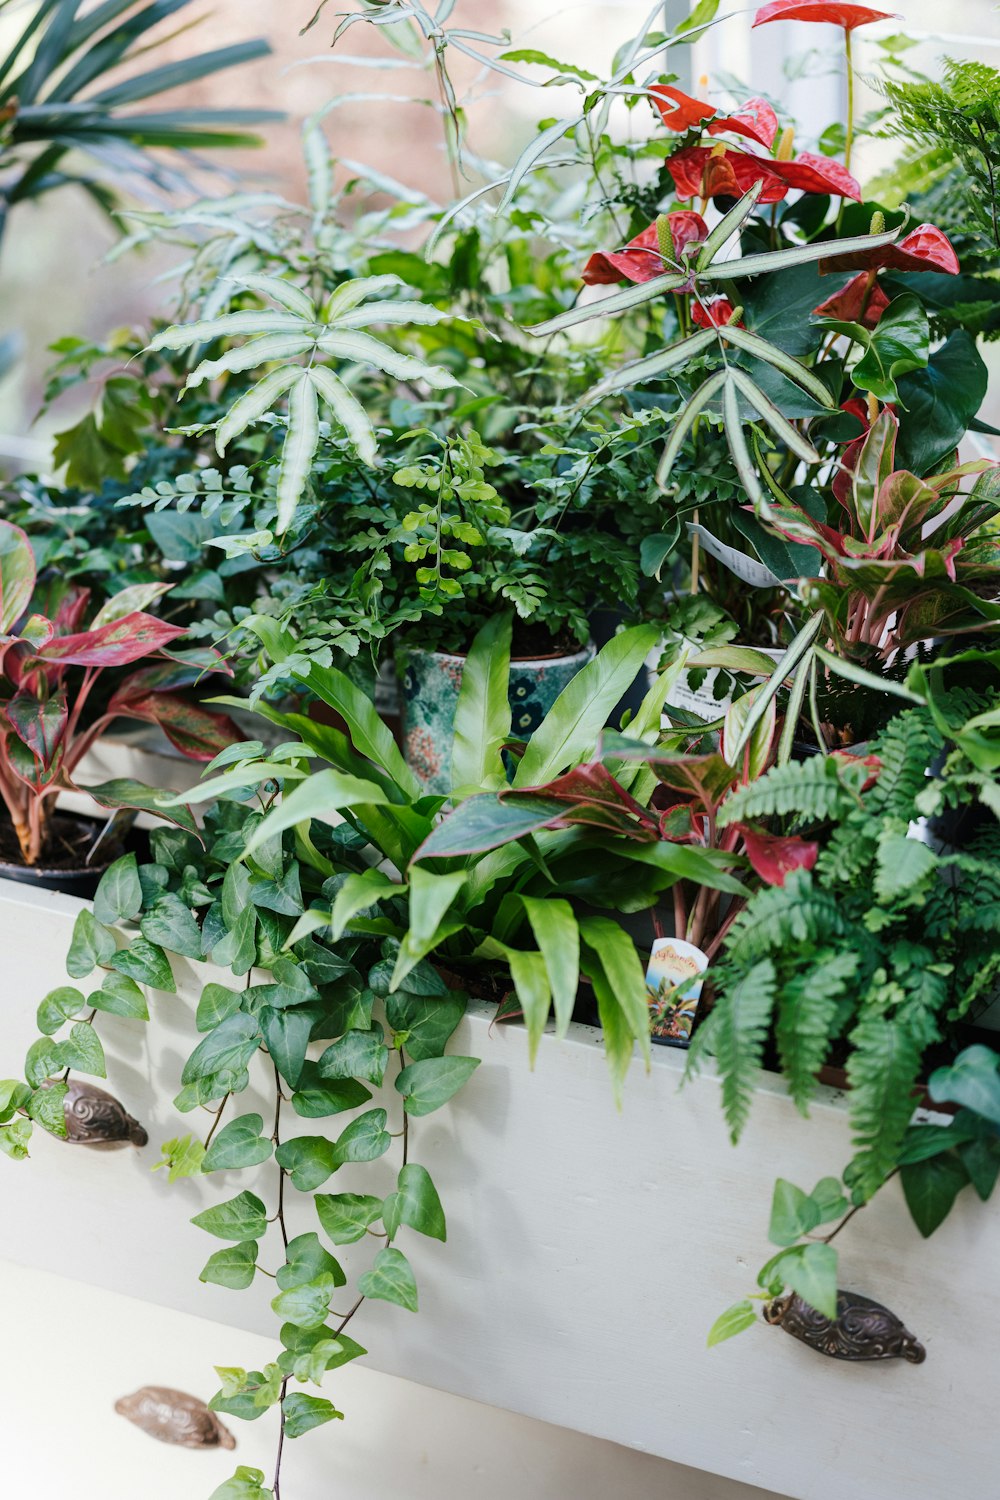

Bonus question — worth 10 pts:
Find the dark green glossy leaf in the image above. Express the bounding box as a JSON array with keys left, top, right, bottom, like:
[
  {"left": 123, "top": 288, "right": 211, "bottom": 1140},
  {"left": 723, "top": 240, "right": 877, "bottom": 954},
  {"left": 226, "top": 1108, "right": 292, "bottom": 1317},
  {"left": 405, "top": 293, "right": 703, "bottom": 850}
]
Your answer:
[
  {"left": 203, "top": 1113, "right": 273, "bottom": 1173},
  {"left": 396, "top": 1056, "right": 480, "bottom": 1116},
  {"left": 93, "top": 852, "right": 142, "bottom": 925}
]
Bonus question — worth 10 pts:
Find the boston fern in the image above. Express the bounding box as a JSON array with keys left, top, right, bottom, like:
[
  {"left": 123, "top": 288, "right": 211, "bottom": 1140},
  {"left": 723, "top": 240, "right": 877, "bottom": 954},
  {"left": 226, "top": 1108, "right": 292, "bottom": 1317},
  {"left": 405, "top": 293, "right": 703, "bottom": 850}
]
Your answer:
[
  {"left": 148, "top": 273, "right": 461, "bottom": 533},
  {"left": 693, "top": 702, "right": 1000, "bottom": 1339}
]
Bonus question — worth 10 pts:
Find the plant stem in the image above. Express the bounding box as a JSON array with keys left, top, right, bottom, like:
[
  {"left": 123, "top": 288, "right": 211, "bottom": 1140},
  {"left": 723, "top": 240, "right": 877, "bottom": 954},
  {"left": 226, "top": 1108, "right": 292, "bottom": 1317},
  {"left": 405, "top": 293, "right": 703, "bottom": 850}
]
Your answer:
[
  {"left": 836, "top": 29, "right": 855, "bottom": 233},
  {"left": 271, "top": 1061, "right": 289, "bottom": 1498}
]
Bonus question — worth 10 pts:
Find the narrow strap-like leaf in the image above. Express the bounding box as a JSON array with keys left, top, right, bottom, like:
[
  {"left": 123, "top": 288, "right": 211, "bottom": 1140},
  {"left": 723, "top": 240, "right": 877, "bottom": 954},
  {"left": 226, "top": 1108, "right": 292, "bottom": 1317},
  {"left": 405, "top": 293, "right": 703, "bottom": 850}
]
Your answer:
[
  {"left": 186, "top": 333, "right": 315, "bottom": 389},
  {"left": 451, "top": 612, "right": 512, "bottom": 791},
  {"left": 722, "top": 376, "right": 763, "bottom": 505},
  {"left": 583, "top": 327, "right": 716, "bottom": 403},
  {"left": 332, "top": 301, "right": 452, "bottom": 329},
  {"left": 726, "top": 613, "right": 824, "bottom": 764},
  {"left": 227, "top": 272, "right": 316, "bottom": 320},
  {"left": 495, "top": 114, "right": 575, "bottom": 214},
  {"left": 308, "top": 366, "right": 378, "bottom": 465},
  {"left": 528, "top": 271, "right": 688, "bottom": 336},
  {"left": 276, "top": 371, "right": 319, "bottom": 533},
  {"left": 319, "top": 330, "right": 458, "bottom": 390},
  {"left": 728, "top": 368, "right": 820, "bottom": 465},
  {"left": 656, "top": 369, "right": 726, "bottom": 489},
  {"left": 215, "top": 365, "right": 300, "bottom": 454},
  {"left": 324, "top": 274, "right": 404, "bottom": 322},
  {"left": 718, "top": 324, "right": 834, "bottom": 409},
  {"left": 148, "top": 309, "right": 306, "bottom": 351},
  {"left": 698, "top": 222, "right": 903, "bottom": 282},
  {"left": 695, "top": 179, "right": 765, "bottom": 270}
]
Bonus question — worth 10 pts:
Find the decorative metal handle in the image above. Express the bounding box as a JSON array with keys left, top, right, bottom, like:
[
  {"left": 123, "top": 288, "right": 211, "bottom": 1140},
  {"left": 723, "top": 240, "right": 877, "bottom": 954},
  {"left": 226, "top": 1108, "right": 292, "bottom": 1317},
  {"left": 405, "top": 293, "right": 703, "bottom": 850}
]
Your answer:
[{"left": 765, "top": 1290, "right": 926, "bottom": 1363}]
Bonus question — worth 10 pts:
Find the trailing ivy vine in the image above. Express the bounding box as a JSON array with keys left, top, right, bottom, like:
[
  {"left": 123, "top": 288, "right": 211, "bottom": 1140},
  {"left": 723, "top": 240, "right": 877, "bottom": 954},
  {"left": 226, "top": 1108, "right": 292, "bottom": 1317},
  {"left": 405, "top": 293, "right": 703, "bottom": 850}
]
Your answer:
[{"left": 2, "top": 795, "right": 478, "bottom": 1499}]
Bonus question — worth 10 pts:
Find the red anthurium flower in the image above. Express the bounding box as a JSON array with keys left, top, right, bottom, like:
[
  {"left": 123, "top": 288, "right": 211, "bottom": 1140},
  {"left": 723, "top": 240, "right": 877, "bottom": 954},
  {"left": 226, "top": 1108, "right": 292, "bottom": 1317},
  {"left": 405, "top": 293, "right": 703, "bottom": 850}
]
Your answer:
[
  {"left": 753, "top": 1, "right": 897, "bottom": 28},
  {"left": 738, "top": 825, "right": 819, "bottom": 886},
  {"left": 706, "top": 97, "right": 779, "bottom": 150},
  {"left": 692, "top": 297, "right": 744, "bottom": 329},
  {"left": 813, "top": 271, "right": 890, "bottom": 328},
  {"left": 668, "top": 144, "right": 860, "bottom": 204},
  {"left": 818, "top": 223, "right": 959, "bottom": 276},
  {"left": 581, "top": 212, "right": 707, "bottom": 286},
  {"left": 649, "top": 83, "right": 716, "bottom": 132}
]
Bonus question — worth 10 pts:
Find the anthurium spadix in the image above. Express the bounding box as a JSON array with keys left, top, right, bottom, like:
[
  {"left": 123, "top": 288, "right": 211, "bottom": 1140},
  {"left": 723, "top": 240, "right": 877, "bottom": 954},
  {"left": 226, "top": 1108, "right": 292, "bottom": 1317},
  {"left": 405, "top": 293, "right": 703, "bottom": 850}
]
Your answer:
[
  {"left": 0, "top": 520, "right": 238, "bottom": 866},
  {"left": 148, "top": 273, "right": 461, "bottom": 532}
]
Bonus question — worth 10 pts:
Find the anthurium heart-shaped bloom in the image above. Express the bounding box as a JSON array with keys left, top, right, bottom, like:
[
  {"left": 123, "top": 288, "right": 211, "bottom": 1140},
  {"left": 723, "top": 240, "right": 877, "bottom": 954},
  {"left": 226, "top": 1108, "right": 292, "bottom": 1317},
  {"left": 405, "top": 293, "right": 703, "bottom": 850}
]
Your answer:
[
  {"left": 649, "top": 83, "right": 716, "bottom": 132},
  {"left": 813, "top": 271, "right": 890, "bottom": 328},
  {"left": 818, "top": 223, "right": 959, "bottom": 276},
  {"left": 706, "top": 97, "right": 779, "bottom": 149},
  {"left": 581, "top": 212, "right": 707, "bottom": 285},
  {"left": 753, "top": 1, "right": 897, "bottom": 28},
  {"left": 668, "top": 145, "right": 859, "bottom": 203},
  {"left": 692, "top": 297, "right": 744, "bottom": 329},
  {"left": 772, "top": 152, "right": 860, "bottom": 198}
]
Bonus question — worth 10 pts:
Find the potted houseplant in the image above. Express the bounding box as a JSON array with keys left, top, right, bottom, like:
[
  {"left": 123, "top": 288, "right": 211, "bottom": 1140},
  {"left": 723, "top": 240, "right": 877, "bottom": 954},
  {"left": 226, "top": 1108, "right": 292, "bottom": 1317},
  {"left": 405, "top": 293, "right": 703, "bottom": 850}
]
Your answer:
[{"left": 0, "top": 518, "right": 238, "bottom": 889}]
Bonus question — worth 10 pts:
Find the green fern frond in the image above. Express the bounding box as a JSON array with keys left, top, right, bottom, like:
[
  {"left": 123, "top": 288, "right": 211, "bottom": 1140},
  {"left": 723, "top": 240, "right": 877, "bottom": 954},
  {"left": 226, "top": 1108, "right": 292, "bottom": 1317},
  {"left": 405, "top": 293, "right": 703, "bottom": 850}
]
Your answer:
[
  {"left": 866, "top": 709, "right": 942, "bottom": 819},
  {"left": 776, "top": 950, "right": 860, "bottom": 1114},
  {"left": 718, "top": 756, "right": 864, "bottom": 828},
  {"left": 724, "top": 871, "right": 849, "bottom": 968},
  {"left": 845, "top": 1014, "right": 922, "bottom": 1201},
  {"left": 690, "top": 959, "right": 776, "bottom": 1143}
]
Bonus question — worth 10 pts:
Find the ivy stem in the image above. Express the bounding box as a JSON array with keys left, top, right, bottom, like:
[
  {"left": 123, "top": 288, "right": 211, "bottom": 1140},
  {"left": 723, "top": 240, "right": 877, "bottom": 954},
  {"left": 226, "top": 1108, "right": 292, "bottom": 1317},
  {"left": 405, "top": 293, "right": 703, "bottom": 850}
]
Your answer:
[
  {"left": 59, "top": 1009, "right": 98, "bottom": 1082},
  {"left": 271, "top": 1062, "right": 289, "bottom": 1499},
  {"left": 202, "top": 1093, "right": 232, "bottom": 1152}
]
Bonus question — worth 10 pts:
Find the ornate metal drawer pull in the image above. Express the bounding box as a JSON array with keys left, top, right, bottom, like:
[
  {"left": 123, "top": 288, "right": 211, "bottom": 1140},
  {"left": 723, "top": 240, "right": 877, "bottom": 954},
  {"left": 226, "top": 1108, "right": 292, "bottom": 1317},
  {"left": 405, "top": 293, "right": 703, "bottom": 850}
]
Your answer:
[
  {"left": 55, "top": 1079, "right": 147, "bottom": 1146},
  {"left": 765, "top": 1290, "right": 926, "bottom": 1363},
  {"left": 115, "top": 1387, "right": 236, "bottom": 1449}
]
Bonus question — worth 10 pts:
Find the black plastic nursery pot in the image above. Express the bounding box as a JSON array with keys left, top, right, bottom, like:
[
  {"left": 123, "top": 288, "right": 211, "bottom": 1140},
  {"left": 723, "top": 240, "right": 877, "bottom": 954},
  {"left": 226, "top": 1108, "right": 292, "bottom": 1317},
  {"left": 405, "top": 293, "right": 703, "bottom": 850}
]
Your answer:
[{"left": 0, "top": 812, "right": 126, "bottom": 898}]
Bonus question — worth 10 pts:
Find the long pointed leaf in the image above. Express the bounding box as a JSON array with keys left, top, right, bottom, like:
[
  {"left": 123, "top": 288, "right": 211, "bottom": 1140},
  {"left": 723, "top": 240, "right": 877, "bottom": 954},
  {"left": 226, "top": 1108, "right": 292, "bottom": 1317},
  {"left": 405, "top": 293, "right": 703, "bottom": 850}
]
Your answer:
[
  {"left": 186, "top": 334, "right": 315, "bottom": 388},
  {"left": 583, "top": 328, "right": 715, "bottom": 403},
  {"left": 324, "top": 275, "right": 403, "bottom": 322},
  {"left": 718, "top": 324, "right": 835, "bottom": 409},
  {"left": 215, "top": 365, "right": 300, "bottom": 452},
  {"left": 521, "top": 896, "right": 579, "bottom": 1040},
  {"left": 318, "top": 331, "right": 457, "bottom": 390},
  {"left": 722, "top": 376, "right": 763, "bottom": 505},
  {"left": 528, "top": 272, "right": 687, "bottom": 336},
  {"left": 309, "top": 367, "right": 378, "bottom": 465},
  {"left": 728, "top": 368, "right": 820, "bottom": 465},
  {"left": 698, "top": 224, "right": 902, "bottom": 282},
  {"left": 496, "top": 115, "right": 574, "bottom": 214},
  {"left": 451, "top": 612, "right": 512, "bottom": 791},
  {"left": 276, "top": 371, "right": 320, "bottom": 533},
  {"left": 148, "top": 310, "right": 306, "bottom": 351},
  {"left": 656, "top": 370, "right": 726, "bottom": 489},
  {"left": 695, "top": 180, "right": 765, "bottom": 269}
]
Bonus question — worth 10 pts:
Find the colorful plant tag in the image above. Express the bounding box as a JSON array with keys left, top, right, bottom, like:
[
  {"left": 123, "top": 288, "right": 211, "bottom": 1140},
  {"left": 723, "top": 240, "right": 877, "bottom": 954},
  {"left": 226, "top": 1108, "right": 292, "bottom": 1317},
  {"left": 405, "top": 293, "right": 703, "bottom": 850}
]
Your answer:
[{"left": 646, "top": 937, "right": 710, "bottom": 1047}]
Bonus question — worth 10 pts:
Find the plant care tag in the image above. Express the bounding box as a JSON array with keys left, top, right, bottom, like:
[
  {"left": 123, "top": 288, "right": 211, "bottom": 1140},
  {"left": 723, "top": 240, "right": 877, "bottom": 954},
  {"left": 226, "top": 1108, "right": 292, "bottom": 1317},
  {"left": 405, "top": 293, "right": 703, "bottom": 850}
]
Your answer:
[
  {"left": 646, "top": 937, "right": 709, "bottom": 1048},
  {"left": 687, "top": 522, "right": 782, "bottom": 589}
]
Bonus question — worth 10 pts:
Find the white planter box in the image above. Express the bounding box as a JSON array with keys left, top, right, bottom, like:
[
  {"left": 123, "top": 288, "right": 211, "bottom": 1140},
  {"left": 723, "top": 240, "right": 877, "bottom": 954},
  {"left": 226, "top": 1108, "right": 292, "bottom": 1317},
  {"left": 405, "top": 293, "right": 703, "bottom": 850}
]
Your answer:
[{"left": 0, "top": 879, "right": 995, "bottom": 1500}]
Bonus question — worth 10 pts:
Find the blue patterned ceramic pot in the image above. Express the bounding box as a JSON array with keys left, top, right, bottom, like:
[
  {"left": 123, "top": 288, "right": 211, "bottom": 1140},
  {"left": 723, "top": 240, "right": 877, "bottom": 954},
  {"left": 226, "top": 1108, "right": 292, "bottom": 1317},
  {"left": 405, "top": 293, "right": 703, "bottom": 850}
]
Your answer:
[{"left": 398, "top": 643, "right": 595, "bottom": 794}]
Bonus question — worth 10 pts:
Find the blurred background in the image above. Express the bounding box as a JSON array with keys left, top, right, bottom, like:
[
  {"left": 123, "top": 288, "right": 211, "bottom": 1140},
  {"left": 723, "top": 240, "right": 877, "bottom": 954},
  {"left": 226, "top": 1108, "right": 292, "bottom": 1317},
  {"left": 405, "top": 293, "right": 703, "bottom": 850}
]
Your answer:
[{"left": 2, "top": 0, "right": 998, "bottom": 458}]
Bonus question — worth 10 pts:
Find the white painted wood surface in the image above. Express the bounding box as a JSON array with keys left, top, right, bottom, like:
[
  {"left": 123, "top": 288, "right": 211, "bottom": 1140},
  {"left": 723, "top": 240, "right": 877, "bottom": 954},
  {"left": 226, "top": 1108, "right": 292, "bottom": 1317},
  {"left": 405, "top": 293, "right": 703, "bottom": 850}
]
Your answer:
[
  {"left": 0, "top": 1259, "right": 774, "bottom": 1500},
  {"left": 0, "top": 878, "right": 995, "bottom": 1500}
]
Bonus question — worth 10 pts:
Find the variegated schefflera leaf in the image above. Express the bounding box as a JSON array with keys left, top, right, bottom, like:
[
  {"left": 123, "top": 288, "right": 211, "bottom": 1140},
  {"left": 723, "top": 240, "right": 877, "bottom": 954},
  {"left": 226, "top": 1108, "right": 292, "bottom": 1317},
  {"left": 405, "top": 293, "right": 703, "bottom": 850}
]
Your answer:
[{"left": 148, "top": 274, "right": 461, "bottom": 532}]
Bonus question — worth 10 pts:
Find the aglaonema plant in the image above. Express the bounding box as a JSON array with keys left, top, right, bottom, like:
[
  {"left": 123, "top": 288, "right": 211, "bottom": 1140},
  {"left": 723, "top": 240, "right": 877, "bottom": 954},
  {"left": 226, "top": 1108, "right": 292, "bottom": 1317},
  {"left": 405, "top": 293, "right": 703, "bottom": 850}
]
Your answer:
[
  {"left": 188, "top": 613, "right": 746, "bottom": 1096},
  {"left": 0, "top": 519, "right": 238, "bottom": 866}
]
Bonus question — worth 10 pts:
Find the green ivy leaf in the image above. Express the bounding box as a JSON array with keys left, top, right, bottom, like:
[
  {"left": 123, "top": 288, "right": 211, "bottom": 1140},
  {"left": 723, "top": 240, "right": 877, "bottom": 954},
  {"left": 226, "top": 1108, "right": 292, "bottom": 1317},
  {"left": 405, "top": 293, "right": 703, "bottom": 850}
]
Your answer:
[
  {"left": 0, "top": 1079, "right": 31, "bottom": 1123},
  {"left": 24, "top": 1036, "right": 63, "bottom": 1089},
  {"left": 60, "top": 1022, "right": 106, "bottom": 1078},
  {"left": 197, "top": 982, "right": 244, "bottom": 1033},
  {"left": 182, "top": 1013, "right": 261, "bottom": 1085},
  {"left": 66, "top": 909, "right": 116, "bottom": 979},
  {"left": 901, "top": 1153, "right": 970, "bottom": 1237},
  {"left": 358, "top": 1246, "right": 418, "bottom": 1312},
  {"left": 203, "top": 1113, "right": 274, "bottom": 1173},
  {"left": 260, "top": 1005, "right": 315, "bottom": 1089},
  {"left": 383, "top": 1163, "right": 446, "bottom": 1242},
  {"left": 707, "top": 1299, "right": 758, "bottom": 1347},
  {"left": 768, "top": 1178, "right": 820, "bottom": 1247},
  {"left": 200, "top": 1240, "right": 259, "bottom": 1290},
  {"left": 93, "top": 853, "right": 142, "bottom": 925},
  {"left": 277, "top": 1322, "right": 367, "bottom": 1376},
  {"left": 37, "top": 986, "right": 85, "bottom": 1035},
  {"left": 273, "top": 1135, "right": 337, "bottom": 1191},
  {"left": 395, "top": 1055, "right": 480, "bottom": 1116},
  {"left": 808, "top": 1176, "right": 849, "bottom": 1226},
  {"left": 0, "top": 1116, "right": 33, "bottom": 1160},
  {"left": 291, "top": 1063, "right": 372, "bottom": 1119},
  {"left": 89, "top": 971, "right": 149, "bottom": 1021},
  {"left": 332, "top": 1107, "right": 391, "bottom": 1164},
  {"left": 758, "top": 1242, "right": 838, "bottom": 1318},
  {"left": 192, "top": 1190, "right": 269, "bottom": 1241},
  {"left": 27, "top": 1082, "right": 68, "bottom": 1135},
  {"left": 276, "top": 1232, "right": 345, "bottom": 1291},
  {"left": 282, "top": 1392, "right": 344, "bottom": 1438},
  {"left": 929, "top": 1045, "right": 1000, "bottom": 1126},
  {"left": 140, "top": 892, "right": 204, "bottom": 960},
  {"left": 207, "top": 1466, "right": 273, "bottom": 1500},
  {"left": 317, "top": 1026, "right": 389, "bottom": 1086},
  {"left": 109, "top": 935, "right": 175, "bottom": 992},
  {"left": 315, "top": 1192, "right": 384, "bottom": 1245},
  {"left": 270, "top": 1272, "right": 339, "bottom": 1329},
  {"left": 211, "top": 904, "right": 258, "bottom": 976},
  {"left": 154, "top": 1134, "right": 207, "bottom": 1183}
]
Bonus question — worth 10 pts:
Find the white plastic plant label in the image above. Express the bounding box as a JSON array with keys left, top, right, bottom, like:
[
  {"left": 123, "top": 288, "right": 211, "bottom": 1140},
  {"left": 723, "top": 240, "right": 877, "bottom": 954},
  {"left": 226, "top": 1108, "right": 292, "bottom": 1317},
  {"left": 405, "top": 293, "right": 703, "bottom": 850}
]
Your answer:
[{"left": 646, "top": 936, "right": 710, "bottom": 1048}]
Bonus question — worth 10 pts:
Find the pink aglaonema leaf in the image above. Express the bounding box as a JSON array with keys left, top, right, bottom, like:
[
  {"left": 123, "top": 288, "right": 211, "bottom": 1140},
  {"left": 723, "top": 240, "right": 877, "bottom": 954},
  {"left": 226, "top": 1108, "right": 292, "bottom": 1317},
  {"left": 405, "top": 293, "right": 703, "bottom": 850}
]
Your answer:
[
  {"left": 111, "top": 691, "right": 242, "bottom": 761},
  {"left": 831, "top": 751, "right": 881, "bottom": 791},
  {"left": 737, "top": 824, "right": 818, "bottom": 886},
  {"left": 819, "top": 223, "right": 959, "bottom": 276},
  {"left": 74, "top": 777, "right": 202, "bottom": 839},
  {"left": 659, "top": 802, "right": 704, "bottom": 843},
  {"left": 753, "top": 1, "right": 897, "bottom": 28},
  {"left": 33, "top": 611, "right": 188, "bottom": 668},
  {"left": 5, "top": 691, "right": 68, "bottom": 772},
  {"left": 0, "top": 521, "right": 36, "bottom": 637},
  {"left": 91, "top": 582, "right": 173, "bottom": 629},
  {"left": 706, "top": 97, "right": 779, "bottom": 149},
  {"left": 501, "top": 763, "right": 659, "bottom": 839}
]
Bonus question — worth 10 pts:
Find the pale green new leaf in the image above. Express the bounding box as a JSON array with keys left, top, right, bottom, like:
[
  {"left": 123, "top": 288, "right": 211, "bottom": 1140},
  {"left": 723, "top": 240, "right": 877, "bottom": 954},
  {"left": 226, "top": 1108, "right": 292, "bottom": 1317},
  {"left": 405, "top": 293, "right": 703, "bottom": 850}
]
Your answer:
[
  {"left": 215, "top": 365, "right": 301, "bottom": 453},
  {"left": 244, "top": 769, "right": 390, "bottom": 855},
  {"left": 323, "top": 274, "right": 404, "bottom": 321},
  {"left": 230, "top": 274, "right": 316, "bottom": 319},
  {"left": 496, "top": 114, "right": 575, "bottom": 213},
  {"left": 308, "top": 365, "right": 378, "bottom": 465},
  {"left": 276, "top": 370, "right": 320, "bottom": 532},
  {"left": 318, "top": 330, "right": 459, "bottom": 390},
  {"left": 451, "top": 611, "right": 512, "bottom": 791}
]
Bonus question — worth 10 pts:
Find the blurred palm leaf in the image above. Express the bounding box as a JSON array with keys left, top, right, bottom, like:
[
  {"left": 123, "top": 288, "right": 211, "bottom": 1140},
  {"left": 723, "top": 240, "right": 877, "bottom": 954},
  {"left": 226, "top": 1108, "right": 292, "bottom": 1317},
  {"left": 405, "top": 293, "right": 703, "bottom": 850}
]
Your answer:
[{"left": 0, "top": 0, "right": 281, "bottom": 241}]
